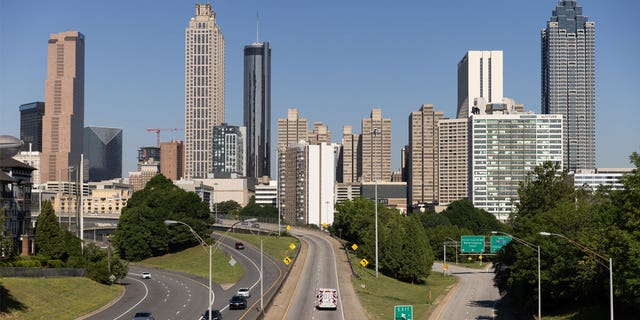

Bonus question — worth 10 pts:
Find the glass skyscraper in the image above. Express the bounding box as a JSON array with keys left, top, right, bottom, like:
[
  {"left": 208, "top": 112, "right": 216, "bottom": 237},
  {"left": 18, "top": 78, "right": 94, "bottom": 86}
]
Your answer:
[
  {"left": 83, "top": 126, "right": 122, "bottom": 181},
  {"left": 542, "top": 0, "right": 595, "bottom": 171},
  {"left": 19, "top": 102, "right": 45, "bottom": 152},
  {"left": 243, "top": 41, "right": 271, "bottom": 179}
]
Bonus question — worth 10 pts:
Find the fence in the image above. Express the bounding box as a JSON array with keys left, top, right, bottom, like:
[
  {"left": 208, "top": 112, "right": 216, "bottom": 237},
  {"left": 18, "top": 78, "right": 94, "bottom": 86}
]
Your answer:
[{"left": 0, "top": 267, "right": 86, "bottom": 277}]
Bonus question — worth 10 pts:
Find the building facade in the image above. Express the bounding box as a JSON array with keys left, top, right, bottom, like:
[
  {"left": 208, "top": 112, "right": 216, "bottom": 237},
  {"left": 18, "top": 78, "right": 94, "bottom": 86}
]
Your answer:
[
  {"left": 243, "top": 41, "right": 271, "bottom": 180},
  {"left": 41, "top": 31, "right": 85, "bottom": 183},
  {"left": 138, "top": 146, "right": 160, "bottom": 170},
  {"left": 184, "top": 3, "right": 225, "bottom": 179},
  {"left": 574, "top": 168, "right": 633, "bottom": 191},
  {"left": 13, "top": 151, "right": 41, "bottom": 186},
  {"left": 338, "top": 125, "right": 360, "bottom": 183},
  {"left": 160, "top": 140, "right": 184, "bottom": 180},
  {"left": 542, "top": 0, "right": 595, "bottom": 171},
  {"left": 438, "top": 118, "right": 469, "bottom": 206},
  {"left": 361, "top": 108, "right": 391, "bottom": 182},
  {"left": 0, "top": 157, "right": 35, "bottom": 256},
  {"left": 83, "top": 126, "right": 122, "bottom": 182},
  {"left": 408, "top": 104, "right": 444, "bottom": 207},
  {"left": 277, "top": 108, "right": 308, "bottom": 149},
  {"left": 469, "top": 114, "right": 563, "bottom": 220},
  {"left": 19, "top": 102, "right": 45, "bottom": 152},
  {"left": 212, "top": 124, "right": 245, "bottom": 176},
  {"left": 308, "top": 122, "right": 331, "bottom": 145},
  {"left": 457, "top": 51, "right": 503, "bottom": 119}
]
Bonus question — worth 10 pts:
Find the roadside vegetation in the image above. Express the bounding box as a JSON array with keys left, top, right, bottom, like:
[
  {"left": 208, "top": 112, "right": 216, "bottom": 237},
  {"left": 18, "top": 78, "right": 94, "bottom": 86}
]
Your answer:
[{"left": 226, "top": 232, "right": 299, "bottom": 262}]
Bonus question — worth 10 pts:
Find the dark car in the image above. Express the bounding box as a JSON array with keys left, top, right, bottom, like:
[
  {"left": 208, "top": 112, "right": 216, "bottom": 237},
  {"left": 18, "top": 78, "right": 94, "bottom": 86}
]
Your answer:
[
  {"left": 235, "top": 242, "right": 245, "bottom": 250},
  {"left": 251, "top": 223, "right": 260, "bottom": 228},
  {"left": 133, "top": 311, "right": 155, "bottom": 320},
  {"left": 199, "top": 309, "right": 222, "bottom": 320},
  {"left": 229, "top": 295, "right": 247, "bottom": 310}
]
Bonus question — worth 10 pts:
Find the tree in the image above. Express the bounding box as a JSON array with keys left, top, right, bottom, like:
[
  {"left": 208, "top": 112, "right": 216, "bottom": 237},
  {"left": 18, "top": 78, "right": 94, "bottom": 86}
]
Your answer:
[
  {"left": 215, "top": 200, "right": 242, "bottom": 216},
  {"left": 83, "top": 243, "right": 128, "bottom": 284},
  {"left": 442, "top": 200, "right": 503, "bottom": 235},
  {"left": 0, "top": 209, "right": 14, "bottom": 260},
  {"left": 35, "top": 201, "right": 65, "bottom": 260},
  {"left": 515, "top": 161, "right": 573, "bottom": 218}
]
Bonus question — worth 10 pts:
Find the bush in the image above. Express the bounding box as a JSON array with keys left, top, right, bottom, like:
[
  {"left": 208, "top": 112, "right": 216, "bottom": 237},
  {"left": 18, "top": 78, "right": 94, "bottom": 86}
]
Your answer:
[
  {"left": 66, "top": 256, "right": 85, "bottom": 268},
  {"left": 46, "top": 259, "right": 64, "bottom": 268},
  {"left": 14, "top": 259, "right": 42, "bottom": 268}
]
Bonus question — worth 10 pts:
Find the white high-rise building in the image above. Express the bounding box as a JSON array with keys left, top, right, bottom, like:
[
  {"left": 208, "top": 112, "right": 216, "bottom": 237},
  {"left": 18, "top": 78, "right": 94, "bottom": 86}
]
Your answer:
[
  {"left": 457, "top": 51, "right": 503, "bottom": 119},
  {"left": 184, "top": 3, "right": 225, "bottom": 179}
]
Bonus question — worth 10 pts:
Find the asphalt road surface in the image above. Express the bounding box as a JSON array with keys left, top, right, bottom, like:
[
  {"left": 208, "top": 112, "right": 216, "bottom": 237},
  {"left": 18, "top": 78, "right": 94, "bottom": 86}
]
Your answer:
[{"left": 282, "top": 229, "right": 346, "bottom": 320}]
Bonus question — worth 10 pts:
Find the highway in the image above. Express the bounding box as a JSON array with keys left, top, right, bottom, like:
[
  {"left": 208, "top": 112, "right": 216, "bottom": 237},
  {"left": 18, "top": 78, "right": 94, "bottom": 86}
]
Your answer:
[
  {"left": 431, "top": 262, "right": 501, "bottom": 320},
  {"left": 282, "top": 229, "right": 346, "bottom": 320}
]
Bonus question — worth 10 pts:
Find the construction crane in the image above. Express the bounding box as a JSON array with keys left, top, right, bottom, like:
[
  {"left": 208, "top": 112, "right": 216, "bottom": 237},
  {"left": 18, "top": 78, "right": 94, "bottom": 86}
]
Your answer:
[{"left": 146, "top": 128, "right": 183, "bottom": 147}]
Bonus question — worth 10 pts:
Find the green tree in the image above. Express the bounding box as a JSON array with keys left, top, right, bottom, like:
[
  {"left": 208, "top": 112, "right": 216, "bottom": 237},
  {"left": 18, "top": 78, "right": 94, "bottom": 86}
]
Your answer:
[
  {"left": 215, "top": 200, "right": 242, "bottom": 216},
  {"left": 35, "top": 201, "right": 65, "bottom": 260},
  {"left": 0, "top": 209, "right": 14, "bottom": 260},
  {"left": 515, "top": 161, "right": 573, "bottom": 218},
  {"left": 442, "top": 199, "right": 503, "bottom": 235},
  {"left": 240, "top": 196, "right": 277, "bottom": 219}
]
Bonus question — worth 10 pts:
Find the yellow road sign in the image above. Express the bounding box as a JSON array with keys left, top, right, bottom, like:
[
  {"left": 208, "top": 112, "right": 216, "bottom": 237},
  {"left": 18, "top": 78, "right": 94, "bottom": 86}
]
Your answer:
[
  {"left": 443, "top": 263, "right": 449, "bottom": 270},
  {"left": 351, "top": 243, "right": 358, "bottom": 251},
  {"left": 283, "top": 256, "right": 292, "bottom": 265},
  {"left": 322, "top": 223, "right": 327, "bottom": 228},
  {"left": 360, "top": 258, "right": 369, "bottom": 267},
  {"left": 286, "top": 225, "right": 291, "bottom": 230},
  {"left": 479, "top": 255, "right": 483, "bottom": 260},
  {"left": 289, "top": 243, "right": 296, "bottom": 250}
]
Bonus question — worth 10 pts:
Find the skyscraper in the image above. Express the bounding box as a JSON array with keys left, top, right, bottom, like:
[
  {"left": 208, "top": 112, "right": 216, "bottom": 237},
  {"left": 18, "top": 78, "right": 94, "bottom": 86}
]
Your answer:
[
  {"left": 160, "top": 140, "right": 184, "bottom": 180},
  {"left": 244, "top": 41, "right": 271, "bottom": 180},
  {"left": 19, "top": 102, "right": 45, "bottom": 152},
  {"left": 41, "top": 31, "right": 85, "bottom": 183},
  {"left": 457, "top": 51, "right": 503, "bottom": 119},
  {"left": 361, "top": 108, "right": 391, "bottom": 182},
  {"left": 212, "top": 123, "right": 245, "bottom": 176},
  {"left": 277, "top": 108, "right": 308, "bottom": 149},
  {"left": 408, "top": 104, "right": 444, "bottom": 207},
  {"left": 542, "top": 0, "right": 595, "bottom": 171},
  {"left": 438, "top": 118, "right": 469, "bottom": 206},
  {"left": 83, "top": 126, "right": 122, "bottom": 182},
  {"left": 338, "top": 125, "right": 360, "bottom": 183},
  {"left": 184, "top": 3, "right": 225, "bottom": 179}
]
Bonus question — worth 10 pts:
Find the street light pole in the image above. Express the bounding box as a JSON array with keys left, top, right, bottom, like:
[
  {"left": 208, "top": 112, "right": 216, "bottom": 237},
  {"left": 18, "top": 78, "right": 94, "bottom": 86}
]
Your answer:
[
  {"left": 371, "top": 128, "right": 379, "bottom": 278},
  {"left": 540, "top": 232, "right": 613, "bottom": 320},
  {"left": 493, "top": 231, "right": 541, "bottom": 320}
]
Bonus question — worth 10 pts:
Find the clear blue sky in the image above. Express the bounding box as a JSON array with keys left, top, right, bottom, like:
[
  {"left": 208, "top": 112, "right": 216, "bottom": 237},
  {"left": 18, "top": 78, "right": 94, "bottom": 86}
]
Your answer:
[{"left": 1, "top": 0, "right": 639, "bottom": 176}]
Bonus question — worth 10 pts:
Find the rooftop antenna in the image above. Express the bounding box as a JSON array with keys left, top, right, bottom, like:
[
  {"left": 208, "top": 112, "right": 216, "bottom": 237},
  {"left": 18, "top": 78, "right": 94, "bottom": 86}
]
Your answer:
[{"left": 256, "top": 11, "right": 259, "bottom": 43}]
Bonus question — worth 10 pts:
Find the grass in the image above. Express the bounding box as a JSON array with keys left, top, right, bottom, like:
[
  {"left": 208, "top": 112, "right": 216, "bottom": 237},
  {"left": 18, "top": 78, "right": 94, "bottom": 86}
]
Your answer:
[
  {"left": 0, "top": 277, "right": 121, "bottom": 320},
  {"left": 224, "top": 232, "right": 299, "bottom": 262},
  {"left": 350, "top": 253, "right": 457, "bottom": 320},
  {"left": 136, "top": 244, "right": 244, "bottom": 285}
]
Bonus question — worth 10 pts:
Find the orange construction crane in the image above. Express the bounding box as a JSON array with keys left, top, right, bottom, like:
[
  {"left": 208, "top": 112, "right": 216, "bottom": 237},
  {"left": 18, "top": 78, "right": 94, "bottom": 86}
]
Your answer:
[{"left": 146, "top": 128, "right": 183, "bottom": 147}]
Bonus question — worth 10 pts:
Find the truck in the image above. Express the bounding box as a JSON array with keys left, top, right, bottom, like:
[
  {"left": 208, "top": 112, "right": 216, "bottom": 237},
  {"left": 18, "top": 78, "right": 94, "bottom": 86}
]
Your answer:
[{"left": 316, "top": 288, "right": 338, "bottom": 310}]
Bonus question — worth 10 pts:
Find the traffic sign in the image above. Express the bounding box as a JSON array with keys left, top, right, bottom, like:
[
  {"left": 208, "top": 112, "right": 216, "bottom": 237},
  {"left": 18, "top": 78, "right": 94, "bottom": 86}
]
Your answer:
[
  {"left": 360, "top": 258, "right": 369, "bottom": 267},
  {"left": 289, "top": 243, "right": 296, "bottom": 250},
  {"left": 461, "top": 235, "right": 485, "bottom": 253},
  {"left": 286, "top": 225, "right": 291, "bottom": 230},
  {"left": 351, "top": 243, "right": 358, "bottom": 251},
  {"left": 443, "top": 263, "right": 448, "bottom": 270},
  {"left": 490, "top": 235, "right": 512, "bottom": 252},
  {"left": 394, "top": 305, "right": 413, "bottom": 320},
  {"left": 283, "top": 256, "right": 292, "bottom": 265}
]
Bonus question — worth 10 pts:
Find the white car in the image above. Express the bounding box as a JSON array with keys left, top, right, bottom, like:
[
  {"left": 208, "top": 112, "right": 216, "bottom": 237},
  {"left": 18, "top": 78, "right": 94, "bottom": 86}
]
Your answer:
[
  {"left": 141, "top": 272, "right": 151, "bottom": 279},
  {"left": 237, "top": 287, "right": 251, "bottom": 298}
]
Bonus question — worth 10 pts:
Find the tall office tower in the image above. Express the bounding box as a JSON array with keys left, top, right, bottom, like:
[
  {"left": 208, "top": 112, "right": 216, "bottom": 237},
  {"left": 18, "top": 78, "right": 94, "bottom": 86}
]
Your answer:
[
  {"left": 361, "top": 108, "right": 391, "bottom": 182},
  {"left": 338, "top": 125, "right": 360, "bottom": 183},
  {"left": 308, "top": 122, "right": 331, "bottom": 145},
  {"left": 83, "top": 126, "right": 122, "bottom": 182},
  {"left": 19, "top": 102, "right": 45, "bottom": 152},
  {"left": 244, "top": 41, "right": 271, "bottom": 180},
  {"left": 457, "top": 51, "right": 503, "bottom": 119},
  {"left": 542, "top": 0, "right": 595, "bottom": 171},
  {"left": 41, "top": 31, "right": 85, "bottom": 183},
  {"left": 408, "top": 104, "right": 444, "bottom": 207},
  {"left": 212, "top": 124, "right": 246, "bottom": 176},
  {"left": 469, "top": 114, "right": 563, "bottom": 221},
  {"left": 277, "top": 108, "right": 308, "bottom": 148},
  {"left": 438, "top": 118, "right": 469, "bottom": 206},
  {"left": 160, "top": 140, "right": 184, "bottom": 180},
  {"left": 184, "top": 3, "right": 225, "bottom": 179}
]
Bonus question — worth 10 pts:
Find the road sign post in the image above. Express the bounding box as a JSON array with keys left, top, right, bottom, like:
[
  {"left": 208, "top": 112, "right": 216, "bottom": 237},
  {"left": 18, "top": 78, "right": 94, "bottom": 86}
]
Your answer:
[
  {"left": 461, "top": 235, "right": 485, "bottom": 253},
  {"left": 394, "top": 305, "right": 413, "bottom": 320}
]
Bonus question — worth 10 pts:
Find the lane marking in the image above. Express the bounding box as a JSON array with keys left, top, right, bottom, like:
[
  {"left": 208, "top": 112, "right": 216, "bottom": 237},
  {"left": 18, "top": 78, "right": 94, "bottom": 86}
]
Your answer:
[
  {"left": 112, "top": 275, "right": 149, "bottom": 320},
  {"left": 281, "top": 234, "right": 310, "bottom": 320},
  {"left": 320, "top": 234, "right": 346, "bottom": 320}
]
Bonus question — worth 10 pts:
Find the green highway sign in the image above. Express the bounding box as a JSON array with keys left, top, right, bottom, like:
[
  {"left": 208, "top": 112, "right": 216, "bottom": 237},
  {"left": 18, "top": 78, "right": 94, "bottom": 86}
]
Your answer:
[
  {"left": 394, "top": 305, "right": 413, "bottom": 320},
  {"left": 490, "top": 235, "right": 512, "bottom": 252},
  {"left": 461, "top": 235, "right": 485, "bottom": 253}
]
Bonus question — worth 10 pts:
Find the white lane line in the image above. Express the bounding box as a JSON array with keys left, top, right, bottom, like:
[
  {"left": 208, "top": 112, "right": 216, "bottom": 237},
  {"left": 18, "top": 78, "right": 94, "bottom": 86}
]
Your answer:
[
  {"left": 319, "top": 234, "right": 346, "bottom": 320},
  {"left": 112, "top": 275, "right": 149, "bottom": 320}
]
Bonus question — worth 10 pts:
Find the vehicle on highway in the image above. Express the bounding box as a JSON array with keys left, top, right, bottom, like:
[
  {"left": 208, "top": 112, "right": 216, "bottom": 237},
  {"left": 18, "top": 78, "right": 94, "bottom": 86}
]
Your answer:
[
  {"left": 199, "top": 309, "right": 222, "bottom": 320},
  {"left": 132, "top": 311, "right": 155, "bottom": 320},
  {"left": 251, "top": 223, "right": 260, "bottom": 228},
  {"left": 235, "top": 242, "right": 245, "bottom": 250},
  {"left": 241, "top": 221, "right": 249, "bottom": 226},
  {"left": 228, "top": 295, "right": 247, "bottom": 310},
  {"left": 316, "top": 288, "right": 338, "bottom": 310},
  {"left": 237, "top": 287, "right": 250, "bottom": 298},
  {"left": 141, "top": 272, "right": 151, "bottom": 279}
]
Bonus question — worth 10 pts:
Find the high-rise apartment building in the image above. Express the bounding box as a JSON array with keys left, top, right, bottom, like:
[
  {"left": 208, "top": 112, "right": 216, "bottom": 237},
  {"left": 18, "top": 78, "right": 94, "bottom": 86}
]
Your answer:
[
  {"left": 308, "top": 122, "right": 331, "bottom": 145},
  {"left": 438, "top": 118, "right": 469, "bottom": 206},
  {"left": 160, "top": 140, "right": 184, "bottom": 180},
  {"left": 83, "top": 126, "right": 122, "bottom": 182},
  {"left": 41, "top": 31, "right": 85, "bottom": 183},
  {"left": 184, "top": 3, "right": 225, "bottom": 179},
  {"left": 542, "top": 0, "right": 595, "bottom": 171},
  {"left": 244, "top": 41, "right": 271, "bottom": 180},
  {"left": 19, "top": 102, "right": 45, "bottom": 152},
  {"left": 338, "top": 125, "right": 360, "bottom": 183},
  {"left": 408, "top": 104, "right": 444, "bottom": 207},
  {"left": 457, "top": 51, "right": 503, "bottom": 119},
  {"left": 361, "top": 108, "right": 391, "bottom": 182},
  {"left": 277, "top": 108, "right": 308, "bottom": 149},
  {"left": 212, "top": 124, "right": 245, "bottom": 176},
  {"left": 469, "top": 114, "right": 563, "bottom": 220}
]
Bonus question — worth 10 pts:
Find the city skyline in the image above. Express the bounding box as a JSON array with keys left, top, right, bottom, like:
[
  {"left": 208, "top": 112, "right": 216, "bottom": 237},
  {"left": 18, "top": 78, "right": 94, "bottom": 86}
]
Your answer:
[{"left": 1, "top": 0, "right": 638, "bottom": 176}]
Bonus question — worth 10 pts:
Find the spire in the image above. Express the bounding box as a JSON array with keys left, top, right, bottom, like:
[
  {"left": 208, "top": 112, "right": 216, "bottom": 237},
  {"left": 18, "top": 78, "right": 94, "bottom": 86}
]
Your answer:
[{"left": 256, "top": 12, "right": 259, "bottom": 43}]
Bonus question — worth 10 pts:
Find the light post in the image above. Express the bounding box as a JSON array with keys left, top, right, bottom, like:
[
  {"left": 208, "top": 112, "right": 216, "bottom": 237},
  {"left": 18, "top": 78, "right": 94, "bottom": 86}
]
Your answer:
[
  {"left": 165, "top": 220, "right": 213, "bottom": 320},
  {"left": 493, "top": 231, "right": 541, "bottom": 320},
  {"left": 445, "top": 237, "right": 458, "bottom": 264},
  {"left": 539, "top": 232, "right": 613, "bottom": 320},
  {"left": 371, "top": 128, "right": 379, "bottom": 278}
]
